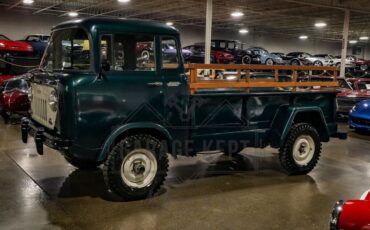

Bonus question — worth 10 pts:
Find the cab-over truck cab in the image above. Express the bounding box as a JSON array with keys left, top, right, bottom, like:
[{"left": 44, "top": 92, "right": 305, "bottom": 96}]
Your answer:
[{"left": 22, "top": 18, "right": 345, "bottom": 200}]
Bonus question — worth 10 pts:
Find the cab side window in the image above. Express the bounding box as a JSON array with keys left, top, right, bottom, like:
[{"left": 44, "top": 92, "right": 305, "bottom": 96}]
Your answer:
[
  {"left": 161, "top": 37, "right": 179, "bottom": 69},
  {"left": 101, "top": 33, "right": 156, "bottom": 72}
]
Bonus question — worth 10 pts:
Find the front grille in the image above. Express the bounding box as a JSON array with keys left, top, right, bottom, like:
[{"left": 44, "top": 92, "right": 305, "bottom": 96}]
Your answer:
[
  {"left": 33, "top": 97, "right": 48, "bottom": 124},
  {"left": 352, "top": 117, "right": 370, "bottom": 126},
  {"left": 31, "top": 83, "right": 57, "bottom": 130}
]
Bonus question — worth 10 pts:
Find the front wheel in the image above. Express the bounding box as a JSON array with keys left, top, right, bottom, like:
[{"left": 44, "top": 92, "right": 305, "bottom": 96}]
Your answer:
[
  {"left": 103, "top": 134, "right": 168, "bottom": 201},
  {"left": 279, "top": 123, "right": 321, "bottom": 175}
]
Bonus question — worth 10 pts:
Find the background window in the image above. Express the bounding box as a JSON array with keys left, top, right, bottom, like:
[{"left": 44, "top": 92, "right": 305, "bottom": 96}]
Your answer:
[
  {"left": 101, "top": 33, "right": 155, "bottom": 72},
  {"left": 161, "top": 37, "right": 179, "bottom": 69}
]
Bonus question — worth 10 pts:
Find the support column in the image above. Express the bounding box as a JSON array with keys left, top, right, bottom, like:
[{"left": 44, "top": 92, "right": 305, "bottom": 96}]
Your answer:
[
  {"left": 205, "top": 0, "right": 213, "bottom": 64},
  {"left": 340, "top": 10, "right": 350, "bottom": 77}
]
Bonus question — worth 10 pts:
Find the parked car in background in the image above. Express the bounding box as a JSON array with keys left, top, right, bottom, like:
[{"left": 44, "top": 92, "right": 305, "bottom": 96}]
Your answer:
[
  {"left": 0, "top": 75, "right": 30, "bottom": 121},
  {"left": 330, "top": 189, "right": 370, "bottom": 229},
  {"left": 0, "top": 34, "right": 38, "bottom": 75},
  {"left": 298, "top": 75, "right": 370, "bottom": 113},
  {"left": 0, "top": 34, "right": 34, "bottom": 55},
  {"left": 136, "top": 41, "right": 192, "bottom": 63},
  {"left": 182, "top": 45, "right": 233, "bottom": 63},
  {"left": 349, "top": 99, "right": 370, "bottom": 131},
  {"left": 283, "top": 52, "right": 333, "bottom": 66},
  {"left": 210, "top": 40, "right": 250, "bottom": 64},
  {"left": 244, "top": 47, "right": 284, "bottom": 65},
  {"left": 353, "top": 58, "right": 370, "bottom": 72},
  {"left": 0, "top": 75, "right": 15, "bottom": 87},
  {"left": 314, "top": 54, "right": 354, "bottom": 67},
  {"left": 270, "top": 52, "right": 285, "bottom": 58},
  {"left": 20, "top": 34, "right": 50, "bottom": 57}
]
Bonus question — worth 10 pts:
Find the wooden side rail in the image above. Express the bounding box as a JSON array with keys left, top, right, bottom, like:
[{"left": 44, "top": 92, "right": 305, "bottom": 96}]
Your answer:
[{"left": 185, "top": 64, "right": 339, "bottom": 95}]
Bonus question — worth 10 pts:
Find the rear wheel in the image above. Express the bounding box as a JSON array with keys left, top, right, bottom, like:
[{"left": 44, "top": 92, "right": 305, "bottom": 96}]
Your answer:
[
  {"left": 103, "top": 134, "right": 168, "bottom": 201},
  {"left": 279, "top": 123, "right": 321, "bottom": 175},
  {"left": 265, "top": 58, "right": 274, "bottom": 65},
  {"left": 291, "top": 60, "right": 300, "bottom": 66},
  {"left": 242, "top": 55, "right": 251, "bottom": 64}
]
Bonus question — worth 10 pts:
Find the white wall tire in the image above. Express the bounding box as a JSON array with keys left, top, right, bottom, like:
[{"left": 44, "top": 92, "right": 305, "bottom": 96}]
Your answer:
[{"left": 279, "top": 123, "right": 321, "bottom": 175}]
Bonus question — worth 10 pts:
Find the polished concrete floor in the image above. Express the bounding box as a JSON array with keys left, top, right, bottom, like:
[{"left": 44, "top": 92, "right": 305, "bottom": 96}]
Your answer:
[{"left": 1, "top": 121, "right": 370, "bottom": 230}]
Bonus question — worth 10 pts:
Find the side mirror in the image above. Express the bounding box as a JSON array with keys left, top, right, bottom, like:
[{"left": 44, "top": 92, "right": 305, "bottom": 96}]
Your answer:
[{"left": 101, "top": 60, "right": 111, "bottom": 72}]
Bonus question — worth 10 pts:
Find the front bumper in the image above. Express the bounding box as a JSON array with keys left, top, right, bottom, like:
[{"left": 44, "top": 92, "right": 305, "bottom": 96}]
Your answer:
[
  {"left": 349, "top": 115, "right": 370, "bottom": 130},
  {"left": 21, "top": 117, "right": 72, "bottom": 155}
]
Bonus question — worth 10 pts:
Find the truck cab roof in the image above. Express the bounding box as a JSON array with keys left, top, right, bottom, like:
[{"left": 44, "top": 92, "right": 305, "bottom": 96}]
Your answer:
[{"left": 53, "top": 18, "right": 179, "bottom": 35}]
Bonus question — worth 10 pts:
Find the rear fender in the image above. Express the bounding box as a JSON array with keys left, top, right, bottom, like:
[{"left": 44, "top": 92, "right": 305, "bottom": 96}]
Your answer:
[{"left": 269, "top": 106, "right": 329, "bottom": 148}]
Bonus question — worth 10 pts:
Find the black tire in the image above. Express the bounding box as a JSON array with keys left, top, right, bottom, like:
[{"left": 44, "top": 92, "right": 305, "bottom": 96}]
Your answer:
[
  {"left": 290, "top": 60, "right": 300, "bottom": 66},
  {"left": 1, "top": 110, "right": 10, "bottom": 123},
  {"left": 242, "top": 55, "right": 252, "bottom": 64},
  {"left": 103, "top": 134, "right": 168, "bottom": 201},
  {"left": 64, "top": 156, "right": 102, "bottom": 170},
  {"left": 265, "top": 58, "right": 274, "bottom": 65},
  {"left": 279, "top": 123, "right": 321, "bottom": 175}
]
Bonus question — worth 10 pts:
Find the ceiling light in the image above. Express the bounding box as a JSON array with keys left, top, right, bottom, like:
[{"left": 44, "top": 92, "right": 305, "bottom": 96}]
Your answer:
[
  {"left": 231, "top": 11, "right": 244, "bottom": 17},
  {"left": 117, "top": 0, "right": 131, "bottom": 2},
  {"left": 23, "top": 0, "right": 34, "bottom": 4},
  {"left": 166, "top": 22, "right": 174, "bottom": 26},
  {"left": 360, "top": 36, "right": 369, "bottom": 40},
  {"left": 239, "top": 29, "right": 248, "bottom": 34},
  {"left": 349, "top": 40, "right": 358, "bottom": 44},
  {"left": 315, "top": 22, "right": 327, "bottom": 28},
  {"left": 68, "top": 11, "right": 79, "bottom": 17},
  {"left": 299, "top": 35, "right": 308, "bottom": 40}
]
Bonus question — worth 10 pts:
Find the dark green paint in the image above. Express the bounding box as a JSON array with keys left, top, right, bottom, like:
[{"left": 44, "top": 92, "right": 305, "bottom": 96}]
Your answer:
[{"left": 34, "top": 19, "right": 339, "bottom": 161}]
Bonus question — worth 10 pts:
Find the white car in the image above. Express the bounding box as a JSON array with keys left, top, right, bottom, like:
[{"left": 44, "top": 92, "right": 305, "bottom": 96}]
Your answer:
[{"left": 314, "top": 54, "right": 355, "bottom": 68}]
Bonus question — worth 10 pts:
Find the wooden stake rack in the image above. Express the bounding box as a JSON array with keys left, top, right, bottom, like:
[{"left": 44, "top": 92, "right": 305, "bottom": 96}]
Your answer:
[{"left": 185, "top": 64, "right": 339, "bottom": 95}]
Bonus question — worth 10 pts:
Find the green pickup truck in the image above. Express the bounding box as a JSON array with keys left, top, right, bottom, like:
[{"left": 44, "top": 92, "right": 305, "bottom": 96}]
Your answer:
[{"left": 21, "top": 18, "right": 346, "bottom": 200}]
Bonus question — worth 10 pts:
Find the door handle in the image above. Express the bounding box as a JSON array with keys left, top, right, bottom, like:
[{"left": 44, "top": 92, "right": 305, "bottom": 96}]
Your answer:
[{"left": 147, "top": 82, "right": 163, "bottom": 87}]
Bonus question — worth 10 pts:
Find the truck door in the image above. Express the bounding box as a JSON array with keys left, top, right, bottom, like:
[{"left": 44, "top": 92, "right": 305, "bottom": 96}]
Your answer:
[
  {"left": 160, "top": 36, "right": 190, "bottom": 154},
  {"left": 73, "top": 33, "right": 165, "bottom": 148}
]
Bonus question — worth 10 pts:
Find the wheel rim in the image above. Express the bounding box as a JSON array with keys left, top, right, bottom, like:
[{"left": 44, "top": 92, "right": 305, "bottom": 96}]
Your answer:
[
  {"left": 242, "top": 56, "right": 250, "bottom": 64},
  {"left": 121, "top": 149, "right": 158, "bottom": 188},
  {"left": 292, "top": 61, "right": 299, "bottom": 66},
  {"left": 266, "top": 59, "right": 274, "bottom": 65},
  {"left": 292, "top": 135, "right": 315, "bottom": 166},
  {"left": 314, "top": 61, "right": 322, "bottom": 66},
  {"left": 141, "top": 50, "right": 150, "bottom": 60},
  {"left": 360, "top": 64, "right": 368, "bottom": 71}
]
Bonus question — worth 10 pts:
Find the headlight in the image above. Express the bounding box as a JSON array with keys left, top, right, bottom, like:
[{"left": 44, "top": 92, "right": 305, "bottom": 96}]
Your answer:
[
  {"left": 48, "top": 90, "right": 58, "bottom": 112},
  {"left": 351, "top": 104, "right": 359, "bottom": 112},
  {"left": 27, "top": 87, "right": 33, "bottom": 101}
]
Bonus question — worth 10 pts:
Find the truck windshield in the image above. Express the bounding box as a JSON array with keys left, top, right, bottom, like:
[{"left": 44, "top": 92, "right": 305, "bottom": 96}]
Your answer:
[{"left": 41, "top": 28, "right": 91, "bottom": 72}]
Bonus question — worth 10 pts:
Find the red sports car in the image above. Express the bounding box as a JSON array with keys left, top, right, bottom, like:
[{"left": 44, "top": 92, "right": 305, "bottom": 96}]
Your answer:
[
  {"left": 331, "top": 189, "right": 370, "bottom": 230},
  {"left": 0, "top": 75, "right": 15, "bottom": 87},
  {"left": 0, "top": 34, "right": 34, "bottom": 74},
  {"left": 0, "top": 77, "right": 30, "bottom": 121},
  {"left": 298, "top": 75, "right": 370, "bottom": 113},
  {"left": 0, "top": 34, "right": 33, "bottom": 54}
]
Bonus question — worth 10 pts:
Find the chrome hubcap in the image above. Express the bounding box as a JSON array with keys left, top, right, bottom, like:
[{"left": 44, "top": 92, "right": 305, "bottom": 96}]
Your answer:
[
  {"left": 121, "top": 149, "right": 157, "bottom": 188},
  {"left": 292, "top": 135, "right": 315, "bottom": 166}
]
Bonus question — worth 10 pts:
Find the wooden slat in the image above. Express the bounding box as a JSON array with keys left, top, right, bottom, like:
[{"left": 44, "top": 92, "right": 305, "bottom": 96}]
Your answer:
[
  {"left": 186, "top": 63, "right": 337, "bottom": 71},
  {"left": 190, "top": 81, "right": 339, "bottom": 89}
]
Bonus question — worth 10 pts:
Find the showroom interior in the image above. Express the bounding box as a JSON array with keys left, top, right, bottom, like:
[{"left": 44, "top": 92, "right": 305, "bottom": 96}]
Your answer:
[{"left": 1, "top": 0, "right": 370, "bottom": 229}]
